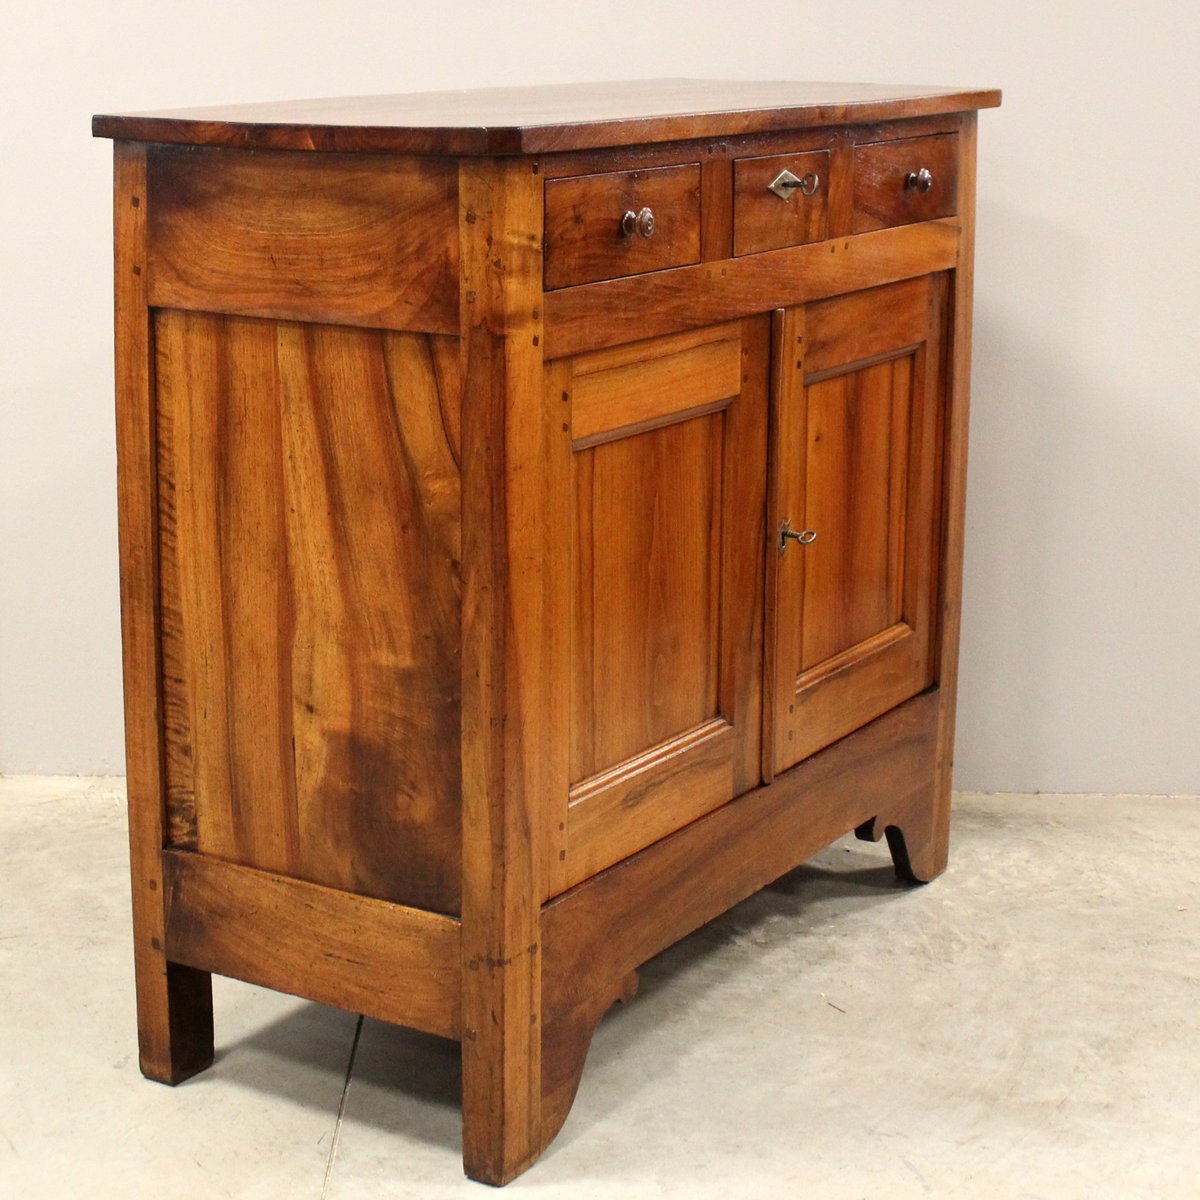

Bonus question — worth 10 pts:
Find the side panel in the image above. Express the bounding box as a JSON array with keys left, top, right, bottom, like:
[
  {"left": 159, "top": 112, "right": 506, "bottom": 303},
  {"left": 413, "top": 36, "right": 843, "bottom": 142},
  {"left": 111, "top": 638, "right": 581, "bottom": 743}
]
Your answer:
[
  {"left": 163, "top": 851, "right": 462, "bottom": 1038},
  {"left": 155, "top": 311, "right": 463, "bottom": 914},
  {"left": 147, "top": 146, "right": 459, "bottom": 333}
]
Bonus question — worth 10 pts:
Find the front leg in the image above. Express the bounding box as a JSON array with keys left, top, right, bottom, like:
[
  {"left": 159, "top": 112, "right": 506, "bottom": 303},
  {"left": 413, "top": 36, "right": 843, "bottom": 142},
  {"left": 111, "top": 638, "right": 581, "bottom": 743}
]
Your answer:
[{"left": 540, "top": 971, "right": 639, "bottom": 1150}]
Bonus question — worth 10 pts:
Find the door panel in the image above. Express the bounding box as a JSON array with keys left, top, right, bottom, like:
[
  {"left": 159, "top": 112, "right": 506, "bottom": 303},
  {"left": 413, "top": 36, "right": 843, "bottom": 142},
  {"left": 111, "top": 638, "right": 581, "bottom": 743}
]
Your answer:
[
  {"left": 800, "top": 355, "right": 911, "bottom": 670},
  {"left": 770, "top": 275, "right": 947, "bottom": 775},
  {"left": 571, "top": 413, "right": 724, "bottom": 779},
  {"left": 551, "top": 318, "right": 767, "bottom": 890}
]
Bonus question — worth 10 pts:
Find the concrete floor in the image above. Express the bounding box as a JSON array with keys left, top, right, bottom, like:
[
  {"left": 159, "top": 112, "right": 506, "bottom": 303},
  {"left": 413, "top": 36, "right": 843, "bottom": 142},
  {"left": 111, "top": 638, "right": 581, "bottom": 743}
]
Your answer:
[{"left": 2, "top": 779, "right": 1198, "bottom": 1199}]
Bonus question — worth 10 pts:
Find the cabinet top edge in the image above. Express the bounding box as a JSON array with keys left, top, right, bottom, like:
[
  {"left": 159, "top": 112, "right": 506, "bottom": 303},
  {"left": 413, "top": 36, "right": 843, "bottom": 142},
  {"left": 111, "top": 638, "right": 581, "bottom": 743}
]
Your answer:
[{"left": 92, "top": 78, "right": 1002, "bottom": 156}]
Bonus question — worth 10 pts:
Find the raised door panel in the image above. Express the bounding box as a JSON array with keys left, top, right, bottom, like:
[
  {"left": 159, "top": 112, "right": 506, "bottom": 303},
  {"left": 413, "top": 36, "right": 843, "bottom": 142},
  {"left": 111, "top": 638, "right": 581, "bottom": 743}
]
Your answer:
[
  {"left": 550, "top": 319, "right": 768, "bottom": 890},
  {"left": 571, "top": 415, "right": 722, "bottom": 775},
  {"left": 769, "top": 275, "right": 947, "bottom": 775}
]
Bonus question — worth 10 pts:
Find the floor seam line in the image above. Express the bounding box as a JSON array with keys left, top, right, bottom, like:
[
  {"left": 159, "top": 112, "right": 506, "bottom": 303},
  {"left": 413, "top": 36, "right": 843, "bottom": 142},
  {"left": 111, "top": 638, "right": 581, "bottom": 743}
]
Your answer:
[{"left": 320, "top": 1013, "right": 364, "bottom": 1200}]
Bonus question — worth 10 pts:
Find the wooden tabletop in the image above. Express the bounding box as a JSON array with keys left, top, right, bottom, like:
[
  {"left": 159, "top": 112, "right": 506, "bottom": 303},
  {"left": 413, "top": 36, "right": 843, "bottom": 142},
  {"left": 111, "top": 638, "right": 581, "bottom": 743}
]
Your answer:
[{"left": 92, "top": 79, "right": 1001, "bottom": 156}]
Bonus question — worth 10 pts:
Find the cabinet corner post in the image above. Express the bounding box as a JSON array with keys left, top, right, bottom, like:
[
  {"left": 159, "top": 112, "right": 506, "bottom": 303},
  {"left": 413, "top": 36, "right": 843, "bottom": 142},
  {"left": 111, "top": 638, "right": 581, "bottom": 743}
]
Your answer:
[
  {"left": 458, "top": 156, "right": 562, "bottom": 1184},
  {"left": 113, "top": 140, "right": 215, "bottom": 1083},
  {"left": 929, "top": 111, "right": 980, "bottom": 879}
]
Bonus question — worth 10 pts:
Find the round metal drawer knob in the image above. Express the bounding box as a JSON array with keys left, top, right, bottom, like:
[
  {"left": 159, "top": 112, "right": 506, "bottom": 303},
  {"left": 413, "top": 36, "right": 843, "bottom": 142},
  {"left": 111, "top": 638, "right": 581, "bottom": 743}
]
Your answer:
[
  {"left": 621, "top": 206, "right": 656, "bottom": 238},
  {"left": 905, "top": 167, "right": 934, "bottom": 193}
]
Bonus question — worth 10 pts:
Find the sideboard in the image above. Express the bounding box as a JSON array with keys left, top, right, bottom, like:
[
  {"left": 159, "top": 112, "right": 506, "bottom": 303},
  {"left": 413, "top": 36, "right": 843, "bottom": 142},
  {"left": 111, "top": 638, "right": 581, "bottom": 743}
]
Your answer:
[{"left": 93, "top": 79, "right": 1000, "bottom": 1185}]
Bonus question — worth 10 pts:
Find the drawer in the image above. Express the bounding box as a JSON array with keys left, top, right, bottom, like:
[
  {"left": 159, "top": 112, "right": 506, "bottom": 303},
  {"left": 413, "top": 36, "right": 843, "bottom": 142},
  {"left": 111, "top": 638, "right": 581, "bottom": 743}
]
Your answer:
[
  {"left": 852, "top": 133, "right": 959, "bottom": 233},
  {"left": 544, "top": 164, "right": 701, "bottom": 290},
  {"left": 733, "top": 150, "right": 830, "bottom": 256}
]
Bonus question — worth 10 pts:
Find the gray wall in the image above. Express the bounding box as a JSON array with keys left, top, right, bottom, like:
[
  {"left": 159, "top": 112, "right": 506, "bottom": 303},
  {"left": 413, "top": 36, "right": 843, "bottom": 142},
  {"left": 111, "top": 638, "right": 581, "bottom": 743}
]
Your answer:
[{"left": 2, "top": 0, "right": 1197, "bottom": 791}]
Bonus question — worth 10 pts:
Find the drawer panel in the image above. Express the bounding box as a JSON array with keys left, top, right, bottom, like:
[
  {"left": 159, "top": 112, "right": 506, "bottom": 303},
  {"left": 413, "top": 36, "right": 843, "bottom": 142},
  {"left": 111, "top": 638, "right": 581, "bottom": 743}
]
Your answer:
[
  {"left": 852, "top": 133, "right": 959, "bottom": 233},
  {"left": 544, "top": 164, "right": 701, "bottom": 289},
  {"left": 733, "top": 150, "right": 830, "bottom": 256}
]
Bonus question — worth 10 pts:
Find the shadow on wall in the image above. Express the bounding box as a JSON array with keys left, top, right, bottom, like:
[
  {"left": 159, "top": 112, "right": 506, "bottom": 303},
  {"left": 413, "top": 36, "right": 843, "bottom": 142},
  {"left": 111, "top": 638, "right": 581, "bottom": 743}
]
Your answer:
[{"left": 954, "top": 197, "right": 1200, "bottom": 794}]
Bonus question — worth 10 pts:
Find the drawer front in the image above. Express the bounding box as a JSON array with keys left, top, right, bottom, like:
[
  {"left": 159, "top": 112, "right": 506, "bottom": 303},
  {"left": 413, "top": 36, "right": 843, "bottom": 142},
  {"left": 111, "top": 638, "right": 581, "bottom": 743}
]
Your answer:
[
  {"left": 733, "top": 150, "right": 830, "bottom": 256},
  {"left": 544, "top": 164, "right": 701, "bottom": 290},
  {"left": 852, "top": 133, "right": 959, "bottom": 233}
]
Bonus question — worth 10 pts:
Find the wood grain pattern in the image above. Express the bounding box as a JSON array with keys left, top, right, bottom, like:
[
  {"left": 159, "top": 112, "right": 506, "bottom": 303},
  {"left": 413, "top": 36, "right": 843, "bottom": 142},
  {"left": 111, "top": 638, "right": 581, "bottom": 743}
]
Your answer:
[
  {"left": 93, "top": 79, "right": 1000, "bottom": 155},
  {"left": 544, "top": 218, "right": 959, "bottom": 358},
  {"left": 571, "top": 414, "right": 724, "bottom": 776},
  {"left": 760, "top": 307, "right": 794, "bottom": 784},
  {"left": 718, "top": 315, "right": 772, "bottom": 804},
  {"left": 543, "top": 688, "right": 939, "bottom": 1015},
  {"left": 771, "top": 276, "right": 947, "bottom": 773},
  {"left": 799, "top": 359, "right": 911, "bottom": 670},
  {"left": 112, "top": 141, "right": 214, "bottom": 1086},
  {"left": 566, "top": 721, "right": 736, "bottom": 886},
  {"left": 733, "top": 150, "right": 830, "bottom": 255},
  {"left": 156, "top": 312, "right": 463, "bottom": 913},
  {"left": 803, "top": 273, "right": 931, "bottom": 373},
  {"left": 570, "top": 326, "right": 741, "bottom": 447},
  {"left": 458, "top": 157, "right": 556, "bottom": 1186},
  {"left": 544, "top": 164, "right": 701, "bottom": 289},
  {"left": 164, "top": 850, "right": 461, "bottom": 1038},
  {"left": 147, "top": 146, "right": 458, "bottom": 332},
  {"left": 852, "top": 133, "right": 960, "bottom": 233}
]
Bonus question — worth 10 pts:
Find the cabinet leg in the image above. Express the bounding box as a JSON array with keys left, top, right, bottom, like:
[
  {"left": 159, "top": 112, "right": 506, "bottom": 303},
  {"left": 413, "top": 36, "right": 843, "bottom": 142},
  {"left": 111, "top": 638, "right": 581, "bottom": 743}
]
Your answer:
[
  {"left": 461, "top": 969, "right": 638, "bottom": 1186},
  {"left": 541, "top": 970, "right": 639, "bottom": 1150},
  {"left": 129, "top": 840, "right": 213, "bottom": 1083},
  {"left": 133, "top": 952, "right": 214, "bottom": 1085},
  {"left": 855, "top": 782, "right": 949, "bottom": 885},
  {"left": 460, "top": 950, "right": 542, "bottom": 1187}
]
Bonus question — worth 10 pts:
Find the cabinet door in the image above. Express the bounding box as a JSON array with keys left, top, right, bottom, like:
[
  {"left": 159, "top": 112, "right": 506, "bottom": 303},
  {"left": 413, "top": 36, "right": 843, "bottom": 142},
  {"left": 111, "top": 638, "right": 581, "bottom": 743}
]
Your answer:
[
  {"left": 769, "top": 275, "right": 948, "bottom": 776},
  {"left": 549, "top": 318, "right": 768, "bottom": 889}
]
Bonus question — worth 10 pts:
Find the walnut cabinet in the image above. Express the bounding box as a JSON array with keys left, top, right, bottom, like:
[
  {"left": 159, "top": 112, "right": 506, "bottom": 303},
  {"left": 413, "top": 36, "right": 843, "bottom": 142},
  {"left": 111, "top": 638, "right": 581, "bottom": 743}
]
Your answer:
[{"left": 94, "top": 80, "right": 1000, "bottom": 1185}]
